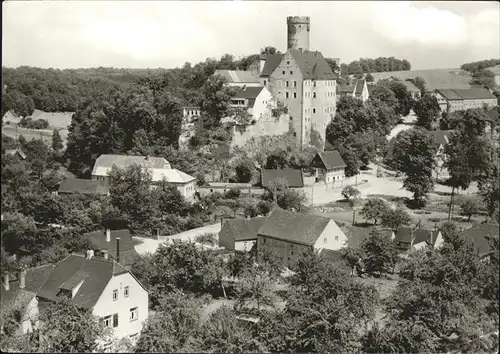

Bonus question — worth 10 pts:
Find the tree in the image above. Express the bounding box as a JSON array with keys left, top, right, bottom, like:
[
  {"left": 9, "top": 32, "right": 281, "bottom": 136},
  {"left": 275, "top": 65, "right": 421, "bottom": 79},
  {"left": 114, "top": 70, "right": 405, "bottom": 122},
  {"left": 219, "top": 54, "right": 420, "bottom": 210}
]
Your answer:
[
  {"left": 360, "top": 198, "right": 390, "bottom": 225},
  {"left": 51, "top": 129, "right": 64, "bottom": 152},
  {"left": 260, "top": 46, "right": 281, "bottom": 55},
  {"left": 381, "top": 207, "right": 412, "bottom": 231},
  {"left": 38, "top": 298, "right": 111, "bottom": 353},
  {"left": 388, "top": 80, "right": 414, "bottom": 116},
  {"left": 365, "top": 73, "right": 374, "bottom": 82},
  {"left": 391, "top": 128, "right": 437, "bottom": 204},
  {"left": 360, "top": 229, "right": 398, "bottom": 275},
  {"left": 414, "top": 94, "right": 441, "bottom": 130},
  {"left": 199, "top": 75, "right": 234, "bottom": 127},
  {"left": 235, "top": 159, "right": 254, "bottom": 183},
  {"left": 277, "top": 188, "right": 306, "bottom": 211},
  {"left": 342, "top": 186, "right": 361, "bottom": 225},
  {"left": 236, "top": 266, "right": 279, "bottom": 314},
  {"left": 153, "top": 181, "right": 189, "bottom": 217},
  {"left": 460, "top": 199, "right": 480, "bottom": 221},
  {"left": 266, "top": 177, "right": 289, "bottom": 204}
]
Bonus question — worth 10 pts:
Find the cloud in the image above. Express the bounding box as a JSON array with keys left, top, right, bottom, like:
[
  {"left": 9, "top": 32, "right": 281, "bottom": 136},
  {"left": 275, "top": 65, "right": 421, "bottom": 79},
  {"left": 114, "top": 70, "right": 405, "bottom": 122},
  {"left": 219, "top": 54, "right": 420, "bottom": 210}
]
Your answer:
[{"left": 2, "top": 1, "right": 499, "bottom": 70}]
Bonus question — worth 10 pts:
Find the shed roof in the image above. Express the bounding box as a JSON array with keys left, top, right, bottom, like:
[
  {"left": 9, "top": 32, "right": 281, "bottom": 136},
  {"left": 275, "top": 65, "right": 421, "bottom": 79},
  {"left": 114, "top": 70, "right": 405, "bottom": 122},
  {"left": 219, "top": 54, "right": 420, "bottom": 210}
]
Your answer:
[
  {"left": 261, "top": 168, "right": 304, "bottom": 188},
  {"left": 401, "top": 80, "right": 421, "bottom": 93},
  {"left": 4, "top": 148, "right": 26, "bottom": 159},
  {"left": 220, "top": 217, "right": 266, "bottom": 242},
  {"left": 320, "top": 249, "right": 344, "bottom": 263},
  {"left": 57, "top": 179, "right": 109, "bottom": 195},
  {"left": 38, "top": 254, "right": 129, "bottom": 309},
  {"left": 258, "top": 208, "right": 333, "bottom": 246},
  {"left": 355, "top": 79, "right": 366, "bottom": 95}
]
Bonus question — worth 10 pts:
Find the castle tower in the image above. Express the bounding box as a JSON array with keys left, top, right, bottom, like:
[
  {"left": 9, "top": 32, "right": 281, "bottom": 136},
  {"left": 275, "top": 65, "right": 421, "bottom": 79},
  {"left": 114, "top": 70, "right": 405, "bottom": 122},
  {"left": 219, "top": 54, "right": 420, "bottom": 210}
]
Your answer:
[{"left": 287, "top": 16, "right": 310, "bottom": 51}]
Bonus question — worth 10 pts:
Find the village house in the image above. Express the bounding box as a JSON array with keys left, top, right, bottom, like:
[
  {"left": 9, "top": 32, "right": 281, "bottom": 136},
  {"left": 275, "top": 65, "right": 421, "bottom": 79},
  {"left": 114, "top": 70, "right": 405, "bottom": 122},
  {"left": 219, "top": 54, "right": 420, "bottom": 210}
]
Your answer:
[
  {"left": 1, "top": 265, "right": 54, "bottom": 335},
  {"left": 257, "top": 208, "right": 348, "bottom": 267},
  {"left": 215, "top": 70, "right": 261, "bottom": 87},
  {"left": 336, "top": 79, "right": 369, "bottom": 102},
  {"left": 427, "top": 130, "right": 452, "bottom": 180},
  {"left": 218, "top": 217, "right": 266, "bottom": 252},
  {"left": 91, "top": 154, "right": 196, "bottom": 201},
  {"left": 182, "top": 106, "right": 201, "bottom": 120},
  {"left": 56, "top": 178, "right": 109, "bottom": 196},
  {"left": 37, "top": 253, "right": 149, "bottom": 351},
  {"left": 83, "top": 229, "right": 139, "bottom": 267},
  {"left": 432, "top": 88, "right": 498, "bottom": 114},
  {"left": 4, "top": 148, "right": 26, "bottom": 160},
  {"left": 229, "top": 86, "right": 275, "bottom": 121},
  {"left": 401, "top": 80, "right": 422, "bottom": 99},
  {"left": 393, "top": 226, "right": 443, "bottom": 252},
  {"left": 261, "top": 168, "right": 304, "bottom": 189},
  {"left": 310, "top": 150, "right": 346, "bottom": 186}
]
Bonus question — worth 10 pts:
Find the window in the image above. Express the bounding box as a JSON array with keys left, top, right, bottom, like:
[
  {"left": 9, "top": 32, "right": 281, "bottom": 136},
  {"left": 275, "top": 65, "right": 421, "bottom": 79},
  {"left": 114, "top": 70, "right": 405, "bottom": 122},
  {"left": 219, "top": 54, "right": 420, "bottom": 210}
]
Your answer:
[
  {"left": 113, "top": 313, "right": 118, "bottom": 328},
  {"left": 313, "top": 92, "right": 316, "bottom": 98},
  {"left": 312, "top": 108, "right": 316, "bottom": 114},
  {"left": 264, "top": 80, "right": 267, "bottom": 85},
  {"left": 130, "top": 307, "right": 138, "bottom": 322},
  {"left": 324, "top": 237, "right": 327, "bottom": 244},
  {"left": 286, "top": 81, "right": 289, "bottom": 87},
  {"left": 291, "top": 251, "right": 294, "bottom": 255},
  {"left": 112, "top": 289, "right": 118, "bottom": 301},
  {"left": 290, "top": 116, "right": 293, "bottom": 120},
  {"left": 290, "top": 71, "right": 293, "bottom": 75},
  {"left": 287, "top": 61, "right": 290, "bottom": 65},
  {"left": 130, "top": 333, "right": 138, "bottom": 341},
  {"left": 293, "top": 81, "right": 297, "bottom": 87},
  {"left": 293, "top": 132, "right": 297, "bottom": 137},
  {"left": 286, "top": 92, "right": 289, "bottom": 98},
  {"left": 124, "top": 286, "right": 129, "bottom": 297},
  {"left": 103, "top": 315, "right": 112, "bottom": 328},
  {"left": 335, "top": 236, "right": 339, "bottom": 241},
  {"left": 293, "top": 92, "right": 297, "bottom": 98},
  {"left": 313, "top": 81, "right": 316, "bottom": 87},
  {"left": 282, "top": 70, "right": 285, "bottom": 75}
]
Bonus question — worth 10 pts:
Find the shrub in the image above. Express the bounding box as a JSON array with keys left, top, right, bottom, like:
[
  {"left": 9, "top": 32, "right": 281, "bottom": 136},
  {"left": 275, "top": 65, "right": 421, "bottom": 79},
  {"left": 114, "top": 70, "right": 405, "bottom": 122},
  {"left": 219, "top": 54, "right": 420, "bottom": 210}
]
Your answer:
[{"left": 225, "top": 188, "right": 241, "bottom": 199}]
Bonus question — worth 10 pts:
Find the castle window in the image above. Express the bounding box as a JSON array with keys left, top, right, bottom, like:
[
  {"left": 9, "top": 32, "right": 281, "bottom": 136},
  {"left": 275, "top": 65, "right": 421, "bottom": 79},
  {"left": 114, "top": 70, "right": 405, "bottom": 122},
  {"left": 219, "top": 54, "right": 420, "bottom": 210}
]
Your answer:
[
  {"left": 313, "top": 108, "right": 316, "bottom": 114},
  {"left": 113, "top": 313, "right": 119, "bottom": 328},
  {"left": 290, "top": 116, "right": 293, "bottom": 120},
  {"left": 287, "top": 61, "right": 290, "bottom": 65},
  {"left": 293, "top": 132, "right": 297, "bottom": 137},
  {"left": 313, "top": 81, "right": 316, "bottom": 87},
  {"left": 264, "top": 80, "right": 267, "bottom": 85},
  {"left": 313, "top": 92, "right": 316, "bottom": 98},
  {"left": 293, "top": 92, "right": 297, "bottom": 98},
  {"left": 324, "top": 237, "right": 327, "bottom": 244},
  {"left": 112, "top": 289, "right": 118, "bottom": 301},
  {"left": 290, "top": 71, "right": 293, "bottom": 75},
  {"left": 293, "top": 81, "right": 297, "bottom": 87},
  {"left": 103, "top": 315, "right": 112, "bottom": 327},
  {"left": 286, "top": 92, "right": 289, "bottom": 99},
  {"left": 282, "top": 71, "right": 285, "bottom": 75},
  {"left": 286, "top": 81, "right": 289, "bottom": 87},
  {"left": 335, "top": 236, "right": 339, "bottom": 241}
]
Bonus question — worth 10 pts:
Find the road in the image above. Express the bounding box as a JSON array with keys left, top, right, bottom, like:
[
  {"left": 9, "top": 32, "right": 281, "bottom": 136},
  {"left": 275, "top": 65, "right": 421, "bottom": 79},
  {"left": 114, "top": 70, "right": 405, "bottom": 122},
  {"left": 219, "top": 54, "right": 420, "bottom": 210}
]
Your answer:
[{"left": 134, "top": 222, "right": 222, "bottom": 255}]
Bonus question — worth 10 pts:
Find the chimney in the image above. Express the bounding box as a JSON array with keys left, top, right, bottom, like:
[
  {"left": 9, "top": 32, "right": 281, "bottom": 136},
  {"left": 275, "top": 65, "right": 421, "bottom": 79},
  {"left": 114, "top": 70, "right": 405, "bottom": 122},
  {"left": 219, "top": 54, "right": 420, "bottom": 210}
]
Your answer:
[
  {"left": 19, "top": 270, "right": 26, "bottom": 289},
  {"left": 3, "top": 273, "right": 10, "bottom": 291},
  {"left": 102, "top": 250, "right": 109, "bottom": 260},
  {"left": 106, "top": 228, "right": 111, "bottom": 242},
  {"left": 116, "top": 237, "right": 120, "bottom": 264}
]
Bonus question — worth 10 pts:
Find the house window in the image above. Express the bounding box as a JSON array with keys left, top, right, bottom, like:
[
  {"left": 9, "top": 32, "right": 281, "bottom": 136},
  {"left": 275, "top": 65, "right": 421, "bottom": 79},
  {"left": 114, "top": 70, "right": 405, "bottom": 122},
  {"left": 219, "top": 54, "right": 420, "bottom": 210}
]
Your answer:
[
  {"left": 293, "top": 92, "right": 297, "bottom": 98},
  {"left": 312, "top": 108, "right": 316, "bottom": 114},
  {"left": 112, "top": 289, "right": 118, "bottom": 301},
  {"left": 313, "top": 92, "right": 316, "bottom": 98},
  {"left": 291, "top": 251, "right": 294, "bottom": 255},
  {"left": 290, "top": 71, "right": 293, "bottom": 75},
  {"left": 286, "top": 92, "right": 289, "bottom": 98},
  {"left": 293, "top": 132, "right": 297, "bottom": 137},
  {"left": 287, "top": 61, "right": 290, "bottom": 65},
  {"left": 335, "top": 236, "right": 339, "bottom": 241},
  {"left": 113, "top": 313, "right": 118, "bottom": 328},
  {"left": 313, "top": 81, "right": 316, "bottom": 87},
  {"left": 264, "top": 80, "right": 267, "bottom": 85},
  {"left": 103, "top": 315, "right": 112, "bottom": 328},
  {"left": 130, "top": 307, "right": 138, "bottom": 322},
  {"left": 324, "top": 237, "right": 327, "bottom": 244},
  {"left": 124, "top": 286, "right": 129, "bottom": 297},
  {"left": 286, "top": 81, "right": 289, "bottom": 87},
  {"left": 282, "top": 71, "right": 285, "bottom": 75},
  {"left": 290, "top": 116, "right": 293, "bottom": 120},
  {"left": 130, "top": 333, "right": 138, "bottom": 341},
  {"left": 293, "top": 81, "right": 297, "bottom": 87}
]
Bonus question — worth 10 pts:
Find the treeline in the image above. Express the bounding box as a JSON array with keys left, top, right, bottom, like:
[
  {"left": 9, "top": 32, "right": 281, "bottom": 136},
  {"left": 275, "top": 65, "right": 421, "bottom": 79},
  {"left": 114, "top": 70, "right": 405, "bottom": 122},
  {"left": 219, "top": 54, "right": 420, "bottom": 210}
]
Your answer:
[
  {"left": 461, "top": 59, "right": 500, "bottom": 74},
  {"left": 339, "top": 57, "right": 411, "bottom": 76}
]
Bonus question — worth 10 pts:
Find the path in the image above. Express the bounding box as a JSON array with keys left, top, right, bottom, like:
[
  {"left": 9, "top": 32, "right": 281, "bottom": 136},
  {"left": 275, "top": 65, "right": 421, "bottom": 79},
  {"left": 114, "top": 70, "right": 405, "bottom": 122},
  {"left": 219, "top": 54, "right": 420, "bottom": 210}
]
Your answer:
[{"left": 134, "top": 222, "right": 222, "bottom": 255}]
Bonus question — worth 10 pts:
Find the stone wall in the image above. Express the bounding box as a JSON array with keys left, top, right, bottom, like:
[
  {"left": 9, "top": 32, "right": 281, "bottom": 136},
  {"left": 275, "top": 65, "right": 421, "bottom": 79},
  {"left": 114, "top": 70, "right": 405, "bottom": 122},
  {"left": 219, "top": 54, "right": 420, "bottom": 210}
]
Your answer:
[{"left": 230, "top": 113, "right": 290, "bottom": 151}]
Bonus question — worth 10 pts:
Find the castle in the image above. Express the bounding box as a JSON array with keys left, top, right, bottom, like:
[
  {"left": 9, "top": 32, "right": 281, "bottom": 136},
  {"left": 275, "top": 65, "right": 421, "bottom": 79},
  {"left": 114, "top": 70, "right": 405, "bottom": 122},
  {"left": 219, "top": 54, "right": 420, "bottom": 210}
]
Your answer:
[{"left": 224, "top": 16, "right": 339, "bottom": 150}]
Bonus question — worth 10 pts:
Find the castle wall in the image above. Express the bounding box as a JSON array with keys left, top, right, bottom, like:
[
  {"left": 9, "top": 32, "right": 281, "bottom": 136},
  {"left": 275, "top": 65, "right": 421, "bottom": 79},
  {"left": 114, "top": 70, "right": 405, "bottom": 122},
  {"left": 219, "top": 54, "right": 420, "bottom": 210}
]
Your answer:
[
  {"left": 230, "top": 113, "right": 290, "bottom": 150},
  {"left": 311, "top": 80, "right": 337, "bottom": 144},
  {"left": 287, "top": 16, "right": 310, "bottom": 51}
]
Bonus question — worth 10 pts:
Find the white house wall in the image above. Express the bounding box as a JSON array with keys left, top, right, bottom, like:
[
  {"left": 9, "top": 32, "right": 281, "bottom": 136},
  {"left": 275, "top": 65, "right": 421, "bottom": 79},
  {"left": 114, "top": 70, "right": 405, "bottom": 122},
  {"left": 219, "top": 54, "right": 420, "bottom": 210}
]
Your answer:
[{"left": 313, "top": 219, "right": 348, "bottom": 251}]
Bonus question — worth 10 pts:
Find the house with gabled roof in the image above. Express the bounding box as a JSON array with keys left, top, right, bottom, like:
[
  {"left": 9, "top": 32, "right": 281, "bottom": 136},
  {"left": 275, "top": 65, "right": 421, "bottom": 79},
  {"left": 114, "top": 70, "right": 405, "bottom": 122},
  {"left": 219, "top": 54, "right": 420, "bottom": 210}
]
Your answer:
[
  {"left": 336, "top": 79, "right": 369, "bottom": 102},
  {"left": 37, "top": 253, "right": 148, "bottom": 349},
  {"left": 427, "top": 130, "right": 453, "bottom": 180},
  {"left": 402, "top": 80, "right": 422, "bottom": 99},
  {"left": 432, "top": 88, "right": 497, "bottom": 113},
  {"left": 1, "top": 265, "right": 54, "bottom": 335},
  {"left": 215, "top": 70, "right": 261, "bottom": 87},
  {"left": 458, "top": 223, "right": 499, "bottom": 259},
  {"left": 257, "top": 208, "right": 347, "bottom": 267},
  {"left": 261, "top": 168, "right": 304, "bottom": 189},
  {"left": 229, "top": 86, "right": 274, "bottom": 121},
  {"left": 310, "top": 150, "right": 346, "bottom": 186},
  {"left": 4, "top": 148, "right": 26, "bottom": 160},
  {"left": 393, "top": 226, "right": 443, "bottom": 253},
  {"left": 218, "top": 217, "right": 266, "bottom": 252}
]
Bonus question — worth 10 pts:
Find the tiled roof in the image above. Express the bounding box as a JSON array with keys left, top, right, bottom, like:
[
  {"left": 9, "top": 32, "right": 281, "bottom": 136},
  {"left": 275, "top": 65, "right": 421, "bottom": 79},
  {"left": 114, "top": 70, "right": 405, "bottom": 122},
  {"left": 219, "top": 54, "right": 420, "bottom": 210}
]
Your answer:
[
  {"left": 459, "top": 224, "right": 499, "bottom": 256},
  {"left": 220, "top": 217, "right": 266, "bottom": 242},
  {"left": 92, "top": 154, "right": 171, "bottom": 178},
  {"left": 337, "top": 84, "right": 355, "bottom": 94},
  {"left": 0, "top": 265, "right": 54, "bottom": 316},
  {"left": 58, "top": 179, "right": 109, "bottom": 195},
  {"left": 413, "top": 229, "right": 439, "bottom": 245},
  {"left": 370, "top": 69, "right": 472, "bottom": 91},
  {"left": 153, "top": 168, "right": 195, "bottom": 184},
  {"left": 355, "top": 79, "right": 366, "bottom": 95},
  {"left": 435, "top": 88, "right": 496, "bottom": 100},
  {"left": 232, "top": 87, "right": 264, "bottom": 100},
  {"left": 401, "top": 80, "right": 421, "bottom": 93},
  {"left": 258, "top": 208, "right": 332, "bottom": 246},
  {"left": 261, "top": 168, "right": 304, "bottom": 188},
  {"left": 394, "top": 226, "right": 413, "bottom": 244},
  {"left": 84, "top": 229, "right": 138, "bottom": 266},
  {"left": 428, "top": 130, "right": 452, "bottom": 146},
  {"left": 289, "top": 49, "right": 336, "bottom": 80},
  {"left": 260, "top": 54, "right": 284, "bottom": 77},
  {"left": 215, "top": 70, "right": 259, "bottom": 83},
  {"left": 38, "top": 254, "right": 129, "bottom": 309},
  {"left": 311, "top": 150, "right": 346, "bottom": 170}
]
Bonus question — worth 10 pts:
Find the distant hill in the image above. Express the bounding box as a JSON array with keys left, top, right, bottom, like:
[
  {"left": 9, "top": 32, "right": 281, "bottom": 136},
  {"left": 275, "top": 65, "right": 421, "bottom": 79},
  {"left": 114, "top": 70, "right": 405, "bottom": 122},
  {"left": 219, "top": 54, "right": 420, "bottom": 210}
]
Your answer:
[{"left": 369, "top": 68, "right": 472, "bottom": 91}]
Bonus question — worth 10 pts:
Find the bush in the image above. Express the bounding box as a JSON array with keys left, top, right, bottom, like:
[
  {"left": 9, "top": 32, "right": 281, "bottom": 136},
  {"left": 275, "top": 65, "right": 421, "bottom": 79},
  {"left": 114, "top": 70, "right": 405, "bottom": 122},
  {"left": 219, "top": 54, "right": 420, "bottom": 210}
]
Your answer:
[
  {"left": 195, "top": 233, "right": 218, "bottom": 246},
  {"left": 19, "top": 117, "right": 49, "bottom": 130},
  {"left": 225, "top": 188, "right": 241, "bottom": 199}
]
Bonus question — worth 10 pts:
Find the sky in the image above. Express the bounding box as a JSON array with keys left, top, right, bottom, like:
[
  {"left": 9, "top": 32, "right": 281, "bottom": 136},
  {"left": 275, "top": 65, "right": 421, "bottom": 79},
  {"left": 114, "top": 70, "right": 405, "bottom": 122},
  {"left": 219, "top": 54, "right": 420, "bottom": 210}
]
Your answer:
[{"left": 2, "top": 1, "right": 499, "bottom": 70}]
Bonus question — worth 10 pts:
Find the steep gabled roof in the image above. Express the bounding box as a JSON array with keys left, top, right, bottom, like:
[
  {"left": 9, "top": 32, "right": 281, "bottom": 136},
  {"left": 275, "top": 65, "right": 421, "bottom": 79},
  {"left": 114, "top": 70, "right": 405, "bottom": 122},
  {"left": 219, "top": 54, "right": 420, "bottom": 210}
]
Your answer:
[
  {"left": 58, "top": 179, "right": 109, "bottom": 195},
  {"left": 220, "top": 217, "right": 266, "bottom": 242},
  {"left": 38, "top": 254, "right": 129, "bottom": 309},
  {"left": 288, "top": 49, "right": 336, "bottom": 80},
  {"left": 153, "top": 168, "right": 196, "bottom": 184},
  {"left": 310, "top": 150, "right": 346, "bottom": 170},
  {"left": 394, "top": 227, "right": 413, "bottom": 244},
  {"left": 232, "top": 87, "right": 264, "bottom": 100},
  {"left": 4, "top": 148, "right": 27, "bottom": 160},
  {"left": 260, "top": 54, "right": 284, "bottom": 77},
  {"left": 214, "top": 70, "right": 260, "bottom": 83},
  {"left": 258, "top": 209, "right": 333, "bottom": 246},
  {"left": 459, "top": 224, "right": 499, "bottom": 256},
  {"left": 413, "top": 229, "right": 439, "bottom": 245},
  {"left": 261, "top": 168, "right": 304, "bottom": 188},
  {"left": 401, "top": 80, "right": 421, "bottom": 93}
]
